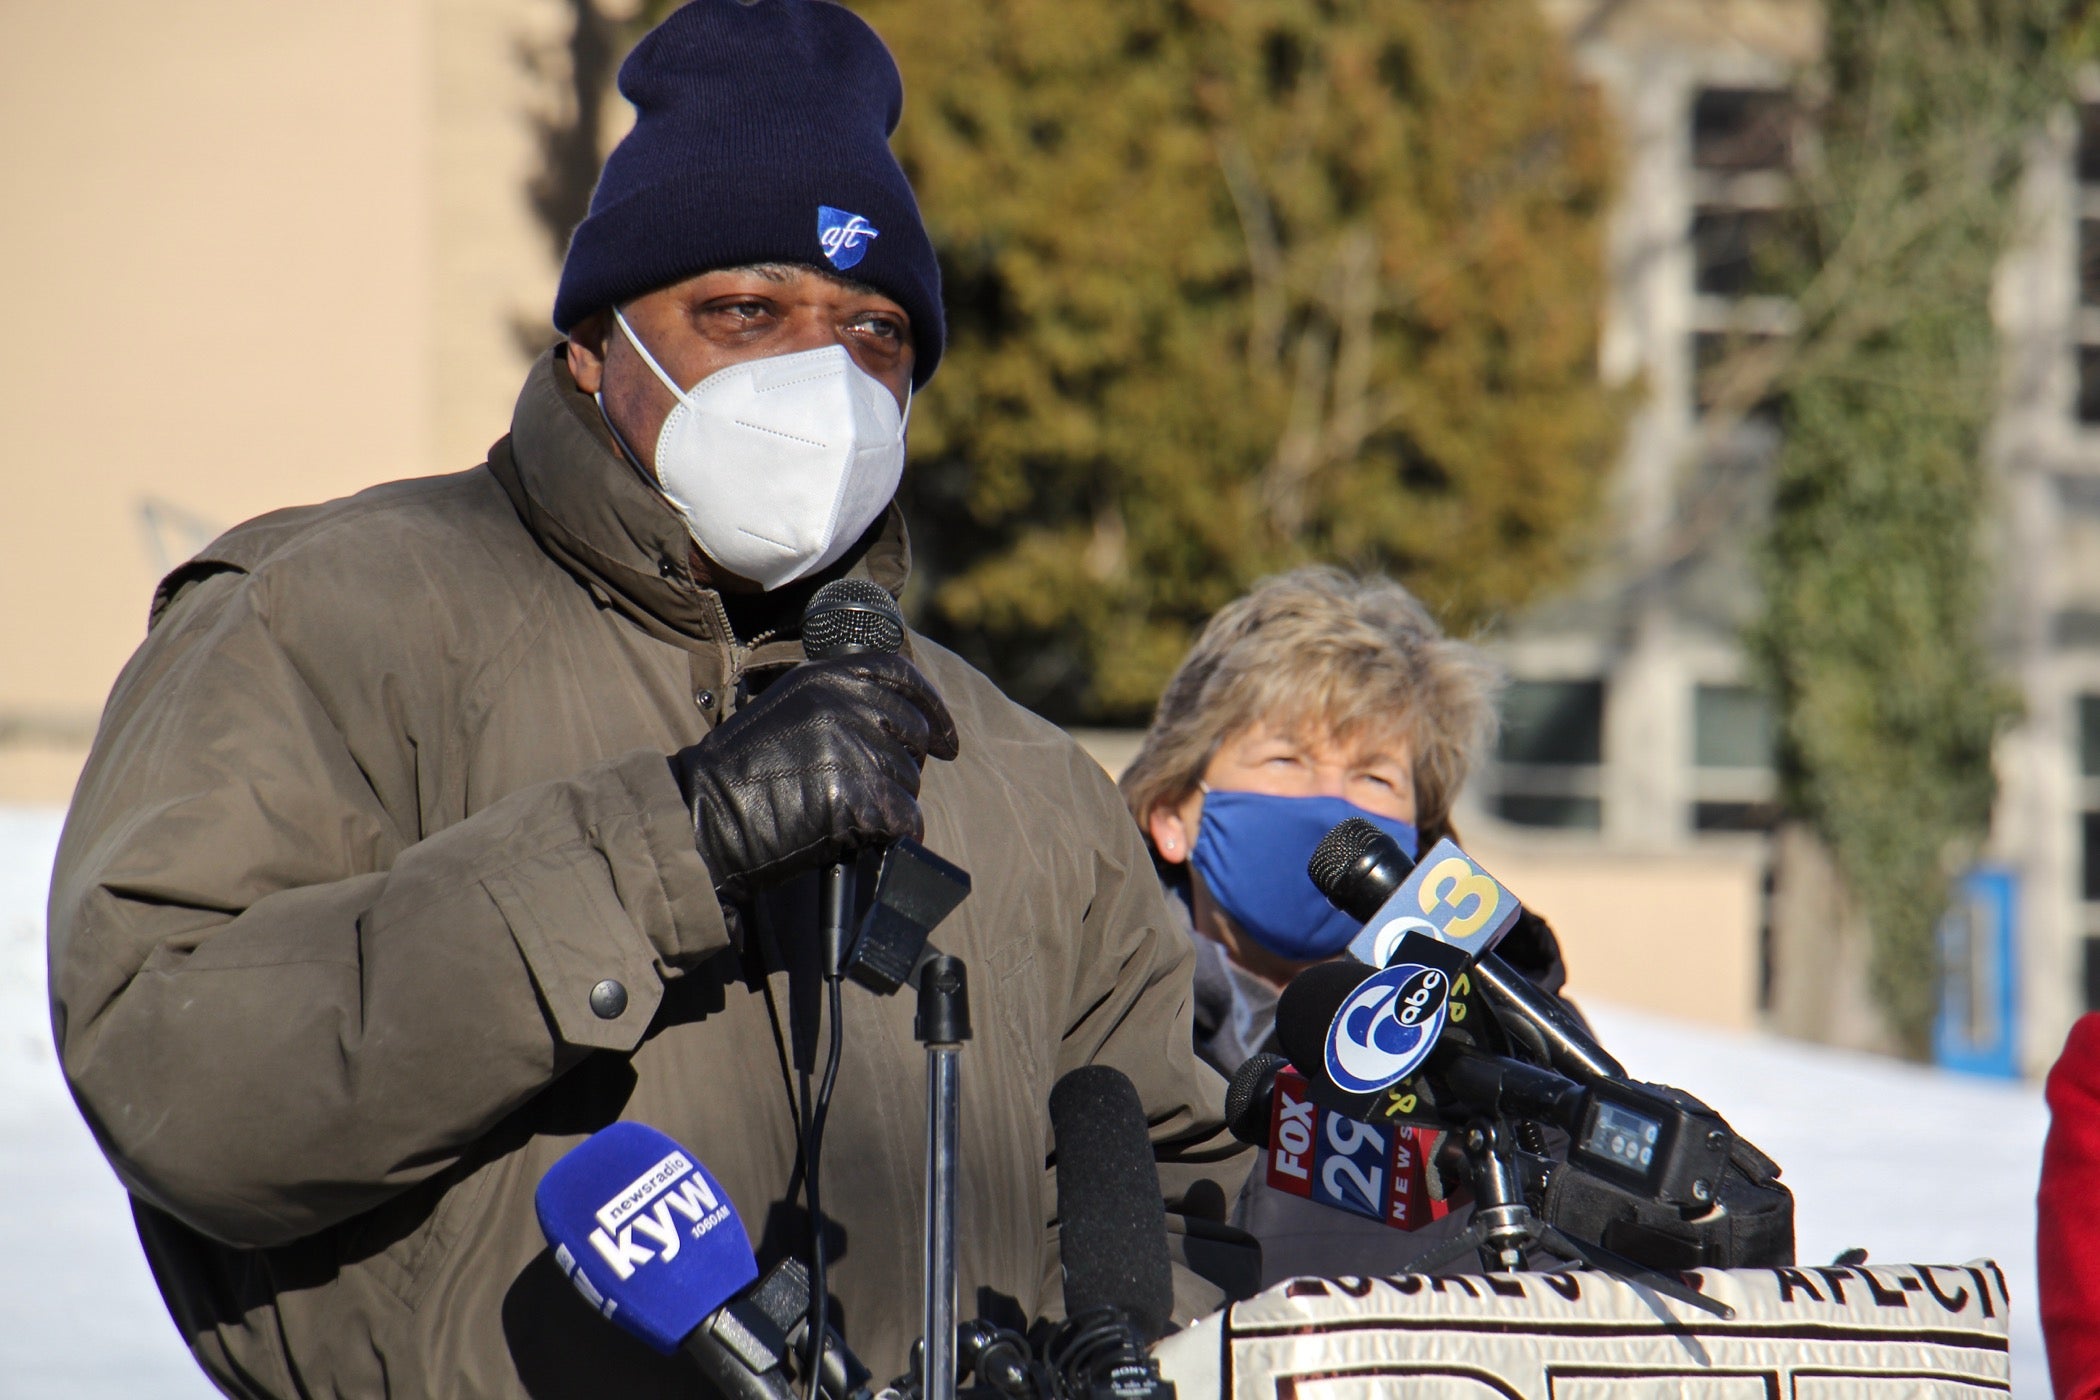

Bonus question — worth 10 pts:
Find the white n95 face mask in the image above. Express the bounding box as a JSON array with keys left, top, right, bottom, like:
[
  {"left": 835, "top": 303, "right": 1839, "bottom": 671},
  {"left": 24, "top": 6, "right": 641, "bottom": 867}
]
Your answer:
[{"left": 609, "top": 308, "right": 909, "bottom": 591}]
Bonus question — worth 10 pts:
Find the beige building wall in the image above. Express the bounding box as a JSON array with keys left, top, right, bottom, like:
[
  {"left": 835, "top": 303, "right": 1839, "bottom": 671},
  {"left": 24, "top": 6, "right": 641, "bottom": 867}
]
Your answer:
[
  {"left": 1466, "top": 837, "right": 1765, "bottom": 1030},
  {"left": 0, "top": 1, "right": 570, "bottom": 803},
  {"left": 433, "top": 0, "right": 589, "bottom": 473}
]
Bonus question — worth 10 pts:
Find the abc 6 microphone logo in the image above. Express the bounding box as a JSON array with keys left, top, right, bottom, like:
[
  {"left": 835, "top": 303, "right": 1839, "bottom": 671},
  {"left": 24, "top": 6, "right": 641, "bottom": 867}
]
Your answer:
[{"left": 1324, "top": 962, "right": 1452, "bottom": 1096}]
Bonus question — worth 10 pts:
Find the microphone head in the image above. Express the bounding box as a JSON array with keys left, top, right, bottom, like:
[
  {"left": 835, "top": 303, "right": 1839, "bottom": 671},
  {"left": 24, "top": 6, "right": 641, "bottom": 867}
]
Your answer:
[
  {"left": 535, "top": 1122, "right": 757, "bottom": 1355},
  {"left": 1224, "top": 1052, "right": 1289, "bottom": 1146},
  {"left": 1307, "top": 817, "right": 1417, "bottom": 922},
  {"left": 801, "top": 578, "right": 905, "bottom": 659},
  {"left": 1048, "top": 1065, "right": 1175, "bottom": 1341},
  {"left": 1272, "top": 960, "right": 1390, "bottom": 1119}
]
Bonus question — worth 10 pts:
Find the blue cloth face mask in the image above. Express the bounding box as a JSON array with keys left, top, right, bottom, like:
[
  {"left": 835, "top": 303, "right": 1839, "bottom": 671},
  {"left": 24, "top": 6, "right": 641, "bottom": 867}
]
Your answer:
[{"left": 1189, "top": 790, "right": 1420, "bottom": 962}]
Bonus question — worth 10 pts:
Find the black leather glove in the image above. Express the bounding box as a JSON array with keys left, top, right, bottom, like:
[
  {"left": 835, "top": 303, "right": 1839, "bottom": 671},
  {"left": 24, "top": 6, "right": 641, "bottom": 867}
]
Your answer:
[{"left": 670, "top": 653, "right": 961, "bottom": 902}]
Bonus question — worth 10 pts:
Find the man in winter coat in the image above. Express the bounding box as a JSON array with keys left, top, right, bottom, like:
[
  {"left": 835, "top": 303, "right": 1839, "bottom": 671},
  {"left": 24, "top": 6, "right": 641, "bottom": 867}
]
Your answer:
[{"left": 45, "top": 3, "right": 1251, "bottom": 1395}]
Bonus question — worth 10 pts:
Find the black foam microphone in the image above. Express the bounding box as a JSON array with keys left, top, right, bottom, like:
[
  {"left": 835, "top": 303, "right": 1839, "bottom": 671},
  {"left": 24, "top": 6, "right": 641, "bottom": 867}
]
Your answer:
[
  {"left": 1306, "top": 819, "right": 1625, "bottom": 1084},
  {"left": 1224, "top": 1052, "right": 1290, "bottom": 1147},
  {"left": 1306, "top": 817, "right": 1417, "bottom": 919},
  {"left": 1048, "top": 1066, "right": 1175, "bottom": 1337},
  {"left": 1046, "top": 1067, "right": 1178, "bottom": 1400}
]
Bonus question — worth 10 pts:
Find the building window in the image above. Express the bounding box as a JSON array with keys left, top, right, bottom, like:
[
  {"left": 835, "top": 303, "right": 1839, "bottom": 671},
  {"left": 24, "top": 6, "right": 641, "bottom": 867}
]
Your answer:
[
  {"left": 2079, "top": 695, "right": 2100, "bottom": 1010},
  {"left": 1688, "top": 87, "right": 1795, "bottom": 425},
  {"left": 1690, "top": 684, "right": 1778, "bottom": 832},
  {"left": 1692, "top": 208, "right": 1790, "bottom": 298},
  {"left": 2084, "top": 812, "right": 2100, "bottom": 902},
  {"left": 2081, "top": 347, "right": 2100, "bottom": 427},
  {"left": 2081, "top": 217, "right": 2100, "bottom": 306},
  {"left": 1492, "top": 679, "right": 1605, "bottom": 830},
  {"left": 2075, "top": 106, "right": 2100, "bottom": 427},
  {"left": 1691, "top": 88, "right": 1792, "bottom": 172},
  {"left": 2080, "top": 101, "right": 2100, "bottom": 186}
]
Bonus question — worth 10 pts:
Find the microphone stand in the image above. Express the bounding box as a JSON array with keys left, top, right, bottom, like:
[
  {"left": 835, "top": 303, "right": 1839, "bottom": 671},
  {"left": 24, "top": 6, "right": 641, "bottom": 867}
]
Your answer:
[
  {"left": 1394, "top": 1118, "right": 1732, "bottom": 1319},
  {"left": 915, "top": 955, "right": 970, "bottom": 1400}
]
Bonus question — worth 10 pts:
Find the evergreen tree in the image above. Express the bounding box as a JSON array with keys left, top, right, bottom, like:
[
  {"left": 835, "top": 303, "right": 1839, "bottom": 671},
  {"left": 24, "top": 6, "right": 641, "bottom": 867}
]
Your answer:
[{"left": 831, "top": 0, "right": 1630, "bottom": 719}]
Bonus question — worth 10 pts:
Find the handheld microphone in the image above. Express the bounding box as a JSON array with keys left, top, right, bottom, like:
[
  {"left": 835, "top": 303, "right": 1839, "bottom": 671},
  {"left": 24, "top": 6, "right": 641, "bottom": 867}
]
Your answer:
[
  {"left": 1225, "top": 1051, "right": 1461, "bottom": 1232},
  {"left": 1274, "top": 960, "right": 1538, "bottom": 1131},
  {"left": 1270, "top": 942, "right": 1470, "bottom": 1106},
  {"left": 536, "top": 1122, "right": 800, "bottom": 1400},
  {"left": 1047, "top": 1066, "right": 1178, "bottom": 1400},
  {"left": 795, "top": 578, "right": 914, "bottom": 1398},
  {"left": 1308, "top": 819, "right": 1520, "bottom": 967},
  {"left": 1272, "top": 958, "right": 1556, "bottom": 1130},
  {"left": 1307, "top": 819, "right": 1625, "bottom": 1083},
  {"left": 802, "top": 577, "right": 907, "bottom": 659},
  {"left": 799, "top": 578, "right": 908, "bottom": 977}
]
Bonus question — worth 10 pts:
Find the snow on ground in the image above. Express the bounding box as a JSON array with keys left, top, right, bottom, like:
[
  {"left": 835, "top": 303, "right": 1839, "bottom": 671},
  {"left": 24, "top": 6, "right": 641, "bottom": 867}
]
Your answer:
[
  {"left": 0, "top": 807, "right": 215, "bottom": 1397},
  {"left": 0, "top": 805, "right": 2053, "bottom": 1395},
  {"left": 1580, "top": 998, "right": 2048, "bottom": 1389}
]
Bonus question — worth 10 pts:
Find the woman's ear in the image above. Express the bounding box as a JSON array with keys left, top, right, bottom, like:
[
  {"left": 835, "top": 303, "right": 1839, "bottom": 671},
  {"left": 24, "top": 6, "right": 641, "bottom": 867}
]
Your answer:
[{"left": 1147, "top": 800, "right": 1194, "bottom": 865}]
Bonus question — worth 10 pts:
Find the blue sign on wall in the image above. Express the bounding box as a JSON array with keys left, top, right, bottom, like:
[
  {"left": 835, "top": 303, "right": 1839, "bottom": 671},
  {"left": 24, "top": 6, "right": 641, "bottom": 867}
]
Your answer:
[{"left": 1934, "top": 865, "right": 2020, "bottom": 1079}]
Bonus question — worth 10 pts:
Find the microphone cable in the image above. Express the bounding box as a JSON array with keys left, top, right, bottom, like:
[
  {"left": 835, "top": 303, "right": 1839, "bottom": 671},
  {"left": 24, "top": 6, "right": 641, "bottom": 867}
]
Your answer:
[{"left": 800, "top": 971, "right": 847, "bottom": 1400}]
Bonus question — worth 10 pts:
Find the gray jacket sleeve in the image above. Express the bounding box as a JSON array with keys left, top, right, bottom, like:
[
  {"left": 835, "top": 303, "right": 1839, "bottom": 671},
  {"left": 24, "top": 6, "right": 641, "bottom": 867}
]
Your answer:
[{"left": 48, "top": 572, "right": 727, "bottom": 1249}]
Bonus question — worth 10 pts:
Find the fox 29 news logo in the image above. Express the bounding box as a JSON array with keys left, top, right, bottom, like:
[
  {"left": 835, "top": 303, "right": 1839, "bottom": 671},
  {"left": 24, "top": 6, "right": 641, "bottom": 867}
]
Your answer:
[{"left": 1266, "top": 1068, "right": 1456, "bottom": 1232}]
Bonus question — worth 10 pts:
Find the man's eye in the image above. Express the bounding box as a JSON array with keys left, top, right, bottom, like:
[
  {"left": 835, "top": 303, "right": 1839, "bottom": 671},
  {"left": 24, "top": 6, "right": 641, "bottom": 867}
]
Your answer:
[
  {"left": 702, "top": 300, "right": 770, "bottom": 325},
  {"left": 854, "top": 316, "right": 904, "bottom": 341}
]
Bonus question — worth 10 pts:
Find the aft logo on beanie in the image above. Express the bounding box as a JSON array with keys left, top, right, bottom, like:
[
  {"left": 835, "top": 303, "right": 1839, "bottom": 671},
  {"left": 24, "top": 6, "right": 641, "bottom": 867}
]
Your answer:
[{"left": 817, "top": 206, "right": 880, "bottom": 271}]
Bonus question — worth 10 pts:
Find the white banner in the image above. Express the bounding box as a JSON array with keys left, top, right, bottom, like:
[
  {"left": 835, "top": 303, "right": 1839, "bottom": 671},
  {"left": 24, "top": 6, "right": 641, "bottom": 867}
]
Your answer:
[{"left": 1153, "top": 1263, "right": 2010, "bottom": 1398}]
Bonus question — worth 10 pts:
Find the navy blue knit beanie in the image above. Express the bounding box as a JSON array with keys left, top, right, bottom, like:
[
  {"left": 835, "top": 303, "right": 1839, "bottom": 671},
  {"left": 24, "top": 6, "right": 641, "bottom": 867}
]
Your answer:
[{"left": 553, "top": 0, "right": 944, "bottom": 386}]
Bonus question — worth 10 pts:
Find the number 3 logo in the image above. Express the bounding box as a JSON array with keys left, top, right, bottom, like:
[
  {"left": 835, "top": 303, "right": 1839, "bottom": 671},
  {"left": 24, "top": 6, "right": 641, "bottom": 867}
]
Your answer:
[{"left": 1418, "top": 856, "right": 1501, "bottom": 940}]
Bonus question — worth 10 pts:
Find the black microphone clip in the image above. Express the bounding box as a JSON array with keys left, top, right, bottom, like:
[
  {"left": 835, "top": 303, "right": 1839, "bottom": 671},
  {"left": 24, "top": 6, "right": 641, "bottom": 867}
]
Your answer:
[{"left": 842, "top": 838, "right": 972, "bottom": 996}]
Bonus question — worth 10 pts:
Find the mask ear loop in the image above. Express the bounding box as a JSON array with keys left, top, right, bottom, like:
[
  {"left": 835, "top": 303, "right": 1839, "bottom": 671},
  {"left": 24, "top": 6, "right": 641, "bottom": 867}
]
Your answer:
[
  {"left": 593, "top": 390, "right": 650, "bottom": 475},
  {"left": 611, "top": 305, "right": 689, "bottom": 399}
]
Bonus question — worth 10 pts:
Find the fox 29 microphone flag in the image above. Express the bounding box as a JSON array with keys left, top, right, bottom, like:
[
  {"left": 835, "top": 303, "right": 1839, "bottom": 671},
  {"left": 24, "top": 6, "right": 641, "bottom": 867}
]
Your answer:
[{"left": 535, "top": 1121, "right": 758, "bottom": 1354}]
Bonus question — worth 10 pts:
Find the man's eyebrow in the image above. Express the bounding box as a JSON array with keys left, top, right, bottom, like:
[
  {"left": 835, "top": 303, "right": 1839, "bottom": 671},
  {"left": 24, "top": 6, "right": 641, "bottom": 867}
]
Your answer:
[
  {"left": 723, "top": 261, "right": 891, "bottom": 301},
  {"left": 709, "top": 262, "right": 901, "bottom": 322}
]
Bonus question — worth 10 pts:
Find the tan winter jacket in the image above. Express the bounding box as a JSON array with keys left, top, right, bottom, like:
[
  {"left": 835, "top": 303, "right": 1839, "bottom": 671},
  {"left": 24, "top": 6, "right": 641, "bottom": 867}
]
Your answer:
[{"left": 48, "top": 349, "right": 1251, "bottom": 1398}]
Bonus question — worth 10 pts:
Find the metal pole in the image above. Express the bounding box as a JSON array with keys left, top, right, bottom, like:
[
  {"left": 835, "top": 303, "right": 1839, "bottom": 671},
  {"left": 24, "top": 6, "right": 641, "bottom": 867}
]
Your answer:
[
  {"left": 915, "top": 956, "right": 969, "bottom": 1400},
  {"left": 1464, "top": 1119, "right": 1534, "bottom": 1273},
  {"left": 923, "top": 1042, "right": 959, "bottom": 1400}
]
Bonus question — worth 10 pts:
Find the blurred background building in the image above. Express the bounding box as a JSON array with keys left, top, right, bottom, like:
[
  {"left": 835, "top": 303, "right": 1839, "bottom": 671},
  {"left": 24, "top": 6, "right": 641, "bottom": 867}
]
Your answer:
[
  {"left": 1469, "top": 0, "right": 2064, "bottom": 1080},
  {"left": 0, "top": 0, "right": 2084, "bottom": 1074}
]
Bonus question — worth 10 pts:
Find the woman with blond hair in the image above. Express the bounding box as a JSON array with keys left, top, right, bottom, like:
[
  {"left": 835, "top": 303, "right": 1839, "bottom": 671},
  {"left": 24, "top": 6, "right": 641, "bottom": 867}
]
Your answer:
[{"left": 1122, "top": 566, "right": 1576, "bottom": 1280}]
